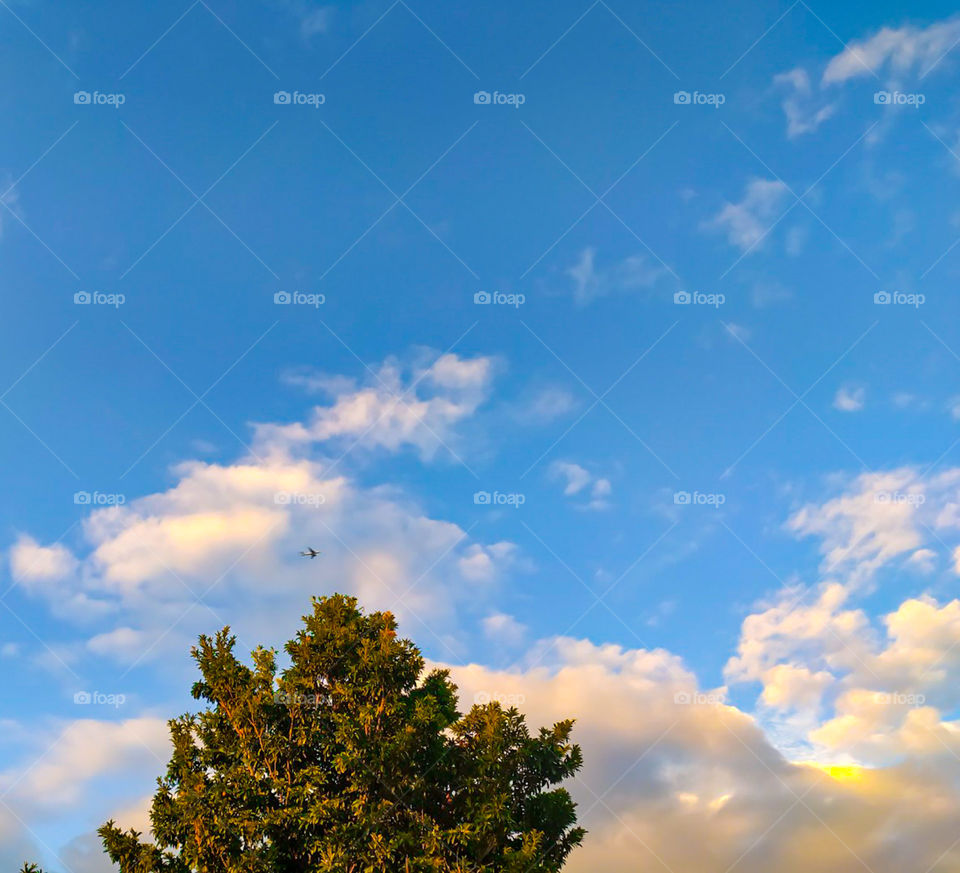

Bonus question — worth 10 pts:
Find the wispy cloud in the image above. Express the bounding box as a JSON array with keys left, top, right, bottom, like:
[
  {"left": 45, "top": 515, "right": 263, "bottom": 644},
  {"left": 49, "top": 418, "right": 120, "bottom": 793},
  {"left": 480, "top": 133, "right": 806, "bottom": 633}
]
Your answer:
[
  {"left": 705, "top": 178, "right": 790, "bottom": 253},
  {"left": 549, "top": 460, "right": 612, "bottom": 510},
  {"left": 774, "top": 68, "right": 836, "bottom": 138},
  {"left": 822, "top": 16, "right": 960, "bottom": 84},
  {"left": 833, "top": 385, "right": 866, "bottom": 412},
  {"left": 565, "top": 247, "right": 666, "bottom": 305}
]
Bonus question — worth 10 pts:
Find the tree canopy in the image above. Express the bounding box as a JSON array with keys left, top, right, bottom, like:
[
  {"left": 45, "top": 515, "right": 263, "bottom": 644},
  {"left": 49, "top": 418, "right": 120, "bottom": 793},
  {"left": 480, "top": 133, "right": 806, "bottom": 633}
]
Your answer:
[{"left": 29, "top": 594, "right": 584, "bottom": 872}]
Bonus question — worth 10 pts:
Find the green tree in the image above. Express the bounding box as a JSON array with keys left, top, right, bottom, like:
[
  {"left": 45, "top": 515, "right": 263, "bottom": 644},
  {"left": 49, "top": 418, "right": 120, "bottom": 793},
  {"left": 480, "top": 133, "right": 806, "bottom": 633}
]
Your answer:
[{"left": 85, "top": 594, "right": 584, "bottom": 872}]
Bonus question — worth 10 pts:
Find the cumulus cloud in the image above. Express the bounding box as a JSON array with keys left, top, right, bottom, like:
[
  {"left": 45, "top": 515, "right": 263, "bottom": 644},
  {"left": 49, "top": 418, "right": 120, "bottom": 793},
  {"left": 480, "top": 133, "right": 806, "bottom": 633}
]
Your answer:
[
  {"left": 9, "top": 536, "right": 77, "bottom": 585},
  {"left": 704, "top": 179, "right": 790, "bottom": 253},
  {"left": 446, "top": 633, "right": 960, "bottom": 873},
  {"left": 14, "top": 346, "right": 960, "bottom": 873},
  {"left": 565, "top": 247, "right": 666, "bottom": 305},
  {"left": 13, "top": 455, "right": 520, "bottom": 662},
  {"left": 724, "top": 467, "right": 960, "bottom": 771},
  {"left": 7, "top": 352, "right": 517, "bottom": 664},
  {"left": 786, "top": 468, "right": 938, "bottom": 585},
  {"left": 482, "top": 611, "right": 527, "bottom": 646},
  {"left": 726, "top": 580, "right": 960, "bottom": 765},
  {"left": 255, "top": 351, "right": 495, "bottom": 462}
]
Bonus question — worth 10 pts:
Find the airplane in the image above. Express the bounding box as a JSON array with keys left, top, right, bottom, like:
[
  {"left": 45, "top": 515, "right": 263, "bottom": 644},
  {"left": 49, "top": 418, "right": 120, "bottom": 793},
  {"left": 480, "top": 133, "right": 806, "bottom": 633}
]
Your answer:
[{"left": 299, "top": 548, "right": 322, "bottom": 559}]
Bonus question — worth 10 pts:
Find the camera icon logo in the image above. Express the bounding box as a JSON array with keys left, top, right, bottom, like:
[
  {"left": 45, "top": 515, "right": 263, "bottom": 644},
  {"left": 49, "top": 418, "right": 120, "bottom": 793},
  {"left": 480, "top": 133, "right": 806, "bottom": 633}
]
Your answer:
[
  {"left": 474, "top": 291, "right": 491, "bottom": 304},
  {"left": 74, "top": 291, "right": 91, "bottom": 304},
  {"left": 674, "top": 491, "right": 691, "bottom": 505},
  {"left": 474, "top": 91, "right": 491, "bottom": 105},
  {"left": 673, "top": 691, "right": 691, "bottom": 704},
  {"left": 274, "top": 91, "right": 291, "bottom": 105},
  {"left": 874, "top": 91, "right": 891, "bottom": 105},
  {"left": 74, "top": 691, "right": 91, "bottom": 704},
  {"left": 274, "top": 291, "right": 292, "bottom": 304},
  {"left": 474, "top": 490, "right": 491, "bottom": 505},
  {"left": 474, "top": 691, "right": 491, "bottom": 704},
  {"left": 74, "top": 91, "right": 91, "bottom": 105},
  {"left": 874, "top": 291, "right": 891, "bottom": 304},
  {"left": 74, "top": 491, "right": 91, "bottom": 505},
  {"left": 673, "top": 91, "right": 691, "bottom": 105},
  {"left": 673, "top": 291, "right": 691, "bottom": 305}
]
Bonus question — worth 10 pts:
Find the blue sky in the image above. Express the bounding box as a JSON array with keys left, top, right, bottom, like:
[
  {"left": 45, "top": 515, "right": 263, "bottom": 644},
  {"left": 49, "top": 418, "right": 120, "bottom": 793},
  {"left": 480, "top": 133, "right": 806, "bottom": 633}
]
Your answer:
[{"left": 5, "top": 1, "right": 960, "bottom": 871}]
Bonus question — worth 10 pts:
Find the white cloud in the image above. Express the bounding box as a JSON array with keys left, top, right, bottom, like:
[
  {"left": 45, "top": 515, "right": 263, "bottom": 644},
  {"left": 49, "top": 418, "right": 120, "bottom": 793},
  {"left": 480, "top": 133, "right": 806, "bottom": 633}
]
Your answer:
[
  {"left": 731, "top": 469, "right": 960, "bottom": 766},
  {"left": 87, "top": 627, "right": 151, "bottom": 660},
  {"left": 786, "top": 468, "right": 935, "bottom": 585},
  {"left": 705, "top": 179, "right": 790, "bottom": 253},
  {"left": 256, "top": 351, "right": 495, "bottom": 462},
  {"left": 9, "top": 536, "right": 77, "bottom": 585},
  {"left": 822, "top": 17, "right": 960, "bottom": 85},
  {"left": 8, "top": 352, "right": 518, "bottom": 663},
  {"left": 759, "top": 663, "right": 834, "bottom": 711},
  {"left": 565, "top": 247, "right": 666, "bottom": 305},
  {"left": 907, "top": 547, "right": 937, "bottom": 573},
  {"left": 457, "top": 541, "right": 522, "bottom": 584},
  {"left": 774, "top": 67, "right": 836, "bottom": 137},
  {"left": 11, "top": 454, "right": 521, "bottom": 663},
  {"left": 482, "top": 612, "right": 527, "bottom": 646},
  {"left": 0, "top": 717, "right": 169, "bottom": 808},
  {"left": 549, "top": 461, "right": 612, "bottom": 510},
  {"left": 550, "top": 461, "right": 592, "bottom": 496},
  {"left": 510, "top": 386, "right": 579, "bottom": 425},
  {"left": 833, "top": 385, "right": 866, "bottom": 412},
  {"left": 727, "top": 580, "right": 960, "bottom": 765},
  {"left": 771, "top": 16, "right": 960, "bottom": 139}
]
